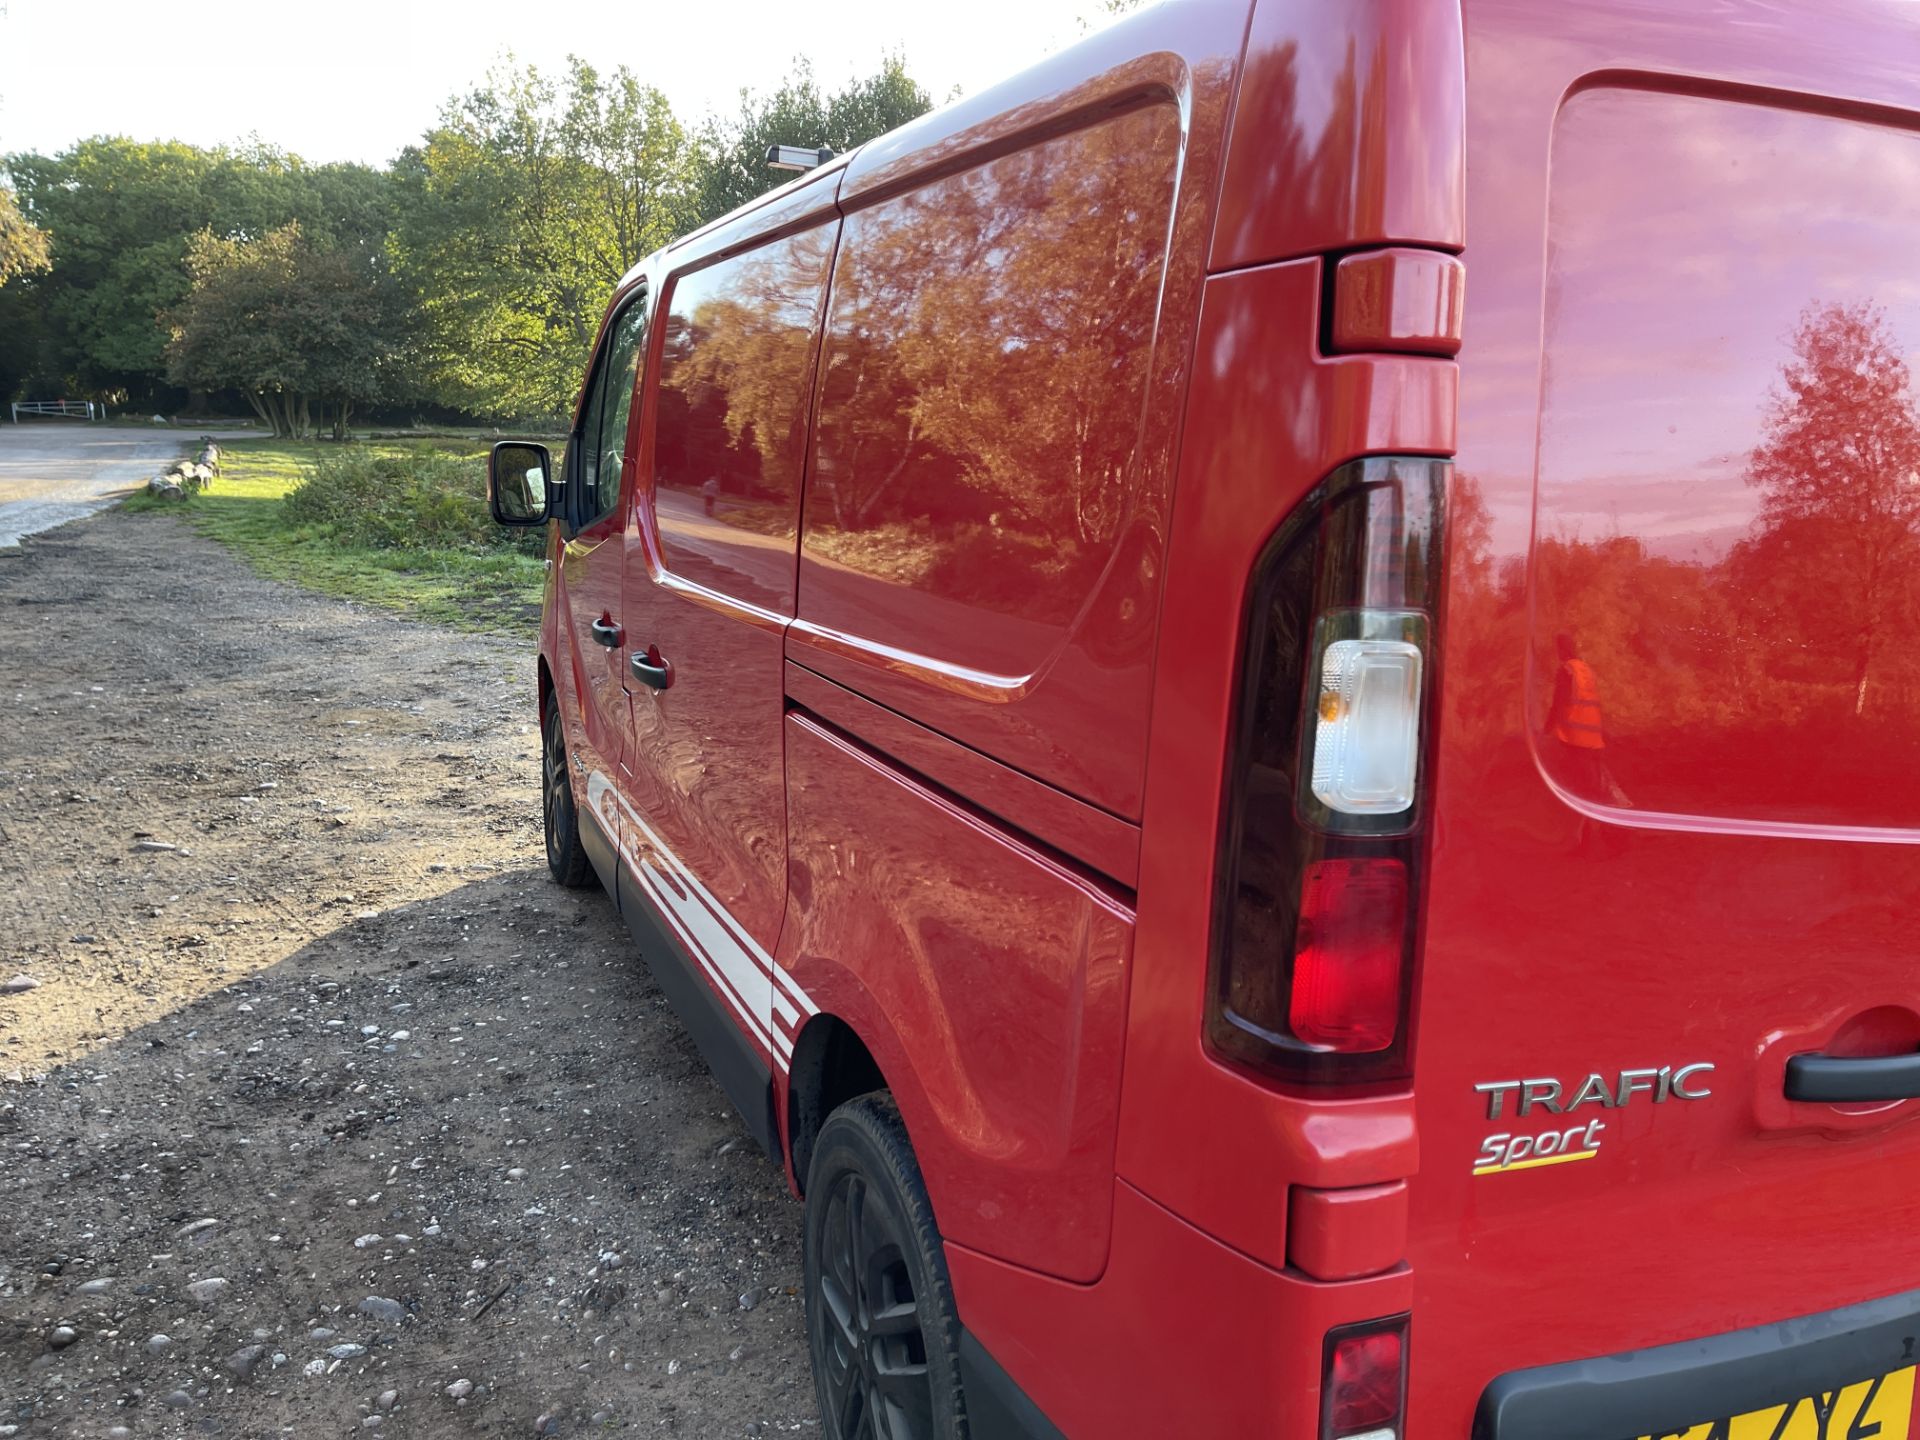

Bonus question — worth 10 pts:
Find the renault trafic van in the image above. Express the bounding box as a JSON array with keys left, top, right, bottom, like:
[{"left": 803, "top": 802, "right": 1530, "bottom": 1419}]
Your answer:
[{"left": 488, "top": 0, "right": 1920, "bottom": 1433}]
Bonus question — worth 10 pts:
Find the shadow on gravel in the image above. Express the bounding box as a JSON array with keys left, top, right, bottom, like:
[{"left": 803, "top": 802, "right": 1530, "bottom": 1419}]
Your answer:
[{"left": 0, "top": 871, "right": 814, "bottom": 1438}]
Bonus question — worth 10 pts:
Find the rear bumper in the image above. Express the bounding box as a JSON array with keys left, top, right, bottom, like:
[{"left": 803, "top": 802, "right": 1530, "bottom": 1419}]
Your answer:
[
  {"left": 1475, "top": 1286, "right": 1920, "bottom": 1440},
  {"left": 947, "top": 1178, "right": 1412, "bottom": 1437}
]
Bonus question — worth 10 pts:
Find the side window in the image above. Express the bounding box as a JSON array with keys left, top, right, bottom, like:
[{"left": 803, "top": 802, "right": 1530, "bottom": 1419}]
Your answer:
[
  {"left": 651, "top": 227, "right": 835, "bottom": 611},
  {"left": 573, "top": 290, "right": 648, "bottom": 526}
]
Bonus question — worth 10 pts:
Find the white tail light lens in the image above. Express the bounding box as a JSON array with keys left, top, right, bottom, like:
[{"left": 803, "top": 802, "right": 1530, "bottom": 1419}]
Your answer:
[
  {"left": 1310, "top": 630, "right": 1424, "bottom": 816},
  {"left": 1297, "top": 607, "right": 1430, "bottom": 835}
]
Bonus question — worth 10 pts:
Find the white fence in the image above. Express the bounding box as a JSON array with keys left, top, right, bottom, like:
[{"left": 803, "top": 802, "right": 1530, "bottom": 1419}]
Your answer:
[{"left": 10, "top": 400, "right": 104, "bottom": 423}]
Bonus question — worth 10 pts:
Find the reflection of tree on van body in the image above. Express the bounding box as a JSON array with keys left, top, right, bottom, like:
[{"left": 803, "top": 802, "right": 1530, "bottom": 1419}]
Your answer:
[
  {"left": 653, "top": 225, "right": 836, "bottom": 539},
  {"left": 808, "top": 103, "right": 1179, "bottom": 619},
  {"left": 1436, "top": 471, "right": 1522, "bottom": 763},
  {"left": 1519, "top": 298, "right": 1920, "bottom": 818},
  {"left": 1731, "top": 300, "right": 1920, "bottom": 716}
]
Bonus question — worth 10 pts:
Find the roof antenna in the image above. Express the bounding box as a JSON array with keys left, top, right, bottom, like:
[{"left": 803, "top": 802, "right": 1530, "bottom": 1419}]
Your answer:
[{"left": 765, "top": 144, "right": 836, "bottom": 173}]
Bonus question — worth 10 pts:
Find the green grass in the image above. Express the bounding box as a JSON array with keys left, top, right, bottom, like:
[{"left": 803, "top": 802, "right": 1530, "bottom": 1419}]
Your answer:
[{"left": 125, "top": 437, "right": 547, "bottom": 632}]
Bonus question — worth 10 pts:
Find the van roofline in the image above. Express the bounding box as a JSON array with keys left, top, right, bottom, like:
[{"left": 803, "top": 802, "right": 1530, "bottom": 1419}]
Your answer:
[
  {"left": 663, "top": 147, "right": 856, "bottom": 257},
  {"left": 623, "top": 0, "right": 1241, "bottom": 289}
]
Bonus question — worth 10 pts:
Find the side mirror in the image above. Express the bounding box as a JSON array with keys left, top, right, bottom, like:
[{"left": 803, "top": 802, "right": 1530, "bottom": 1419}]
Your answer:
[{"left": 489, "top": 441, "right": 553, "bottom": 526}]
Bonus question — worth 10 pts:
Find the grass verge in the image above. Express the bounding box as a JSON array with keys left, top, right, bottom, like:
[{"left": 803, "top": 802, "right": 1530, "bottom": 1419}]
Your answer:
[{"left": 124, "top": 437, "right": 547, "bottom": 632}]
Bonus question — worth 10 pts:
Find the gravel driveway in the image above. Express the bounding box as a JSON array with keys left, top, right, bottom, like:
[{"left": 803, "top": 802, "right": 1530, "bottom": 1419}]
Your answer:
[{"left": 0, "top": 509, "right": 813, "bottom": 1436}]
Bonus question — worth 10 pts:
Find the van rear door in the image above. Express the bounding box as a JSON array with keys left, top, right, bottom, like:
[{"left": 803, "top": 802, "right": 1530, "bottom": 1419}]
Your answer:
[{"left": 1416, "top": 2, "right": 1920, "bottom": 1436}]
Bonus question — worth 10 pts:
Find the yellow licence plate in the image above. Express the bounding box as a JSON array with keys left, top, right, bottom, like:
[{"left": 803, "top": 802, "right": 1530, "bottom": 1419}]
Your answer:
[{"left": 1637, "top": 1365, "right": 1915, "bottom": 1440}]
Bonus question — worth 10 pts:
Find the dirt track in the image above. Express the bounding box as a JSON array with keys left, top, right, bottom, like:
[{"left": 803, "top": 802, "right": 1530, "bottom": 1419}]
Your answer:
[{"left": 0, "top": 510, "right": 813, "bottom": 1437}]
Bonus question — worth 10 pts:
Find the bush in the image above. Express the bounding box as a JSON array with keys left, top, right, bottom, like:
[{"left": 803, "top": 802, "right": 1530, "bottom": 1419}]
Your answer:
[{"left": 284, "top": 445, "right": 542, "bottom": 554}]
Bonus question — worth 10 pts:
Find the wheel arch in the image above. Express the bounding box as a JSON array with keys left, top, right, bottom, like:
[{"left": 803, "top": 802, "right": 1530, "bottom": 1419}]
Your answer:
[
  {"left": 537, "top": 653, "right": 556, "bottom": 724},
  {"left": 785, "top": 1011, "right": 889, "bottom": 1196}
]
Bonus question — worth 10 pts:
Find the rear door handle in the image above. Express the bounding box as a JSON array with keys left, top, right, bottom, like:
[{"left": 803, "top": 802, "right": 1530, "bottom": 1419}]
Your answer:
[
  {"left": 590, "top": 615, "right": 623, "bottom": 648},
  {"left": 630, "top": 644, "right": 673, "bottom": 690},
  {"left": 1784, "top": 1051, "right": 1920, "bottom": 1103}
]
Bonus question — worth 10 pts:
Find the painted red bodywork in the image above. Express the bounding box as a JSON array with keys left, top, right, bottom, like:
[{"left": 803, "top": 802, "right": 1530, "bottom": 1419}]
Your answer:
[
  {"left": 781, "top": 713, "right": 1136, "bottom": 1282},
  {"left": 619, "top": 200, "right": 838, "bottom": 969},
  {"left": 529, "top": 0, "right": 1920, "bottom": 1431},
  {"left": 1407, "top": 4, "right": 1920, "bottom": 1436}
]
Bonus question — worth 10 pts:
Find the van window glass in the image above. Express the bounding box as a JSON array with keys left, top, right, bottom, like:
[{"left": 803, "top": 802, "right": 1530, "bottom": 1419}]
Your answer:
[
  {"left": 1530, "top": 90, "right": 1920, "bottom": 828},
  {"left": 576, "top": 294, "right": 648, "bottom": 525},
  {"left": 650, "top": 225, "right": 834, "bottom": 612}
]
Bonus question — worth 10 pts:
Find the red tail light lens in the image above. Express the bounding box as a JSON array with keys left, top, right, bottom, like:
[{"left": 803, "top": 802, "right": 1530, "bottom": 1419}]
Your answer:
[
  {"left": 1290, "top": 858, "right": 1409, "bottom": 1051},
  {"left": 1323, "top": 1317, "right": 1409, "bottom": 1440},
  {"left": 1206, "top": 457, "right": 1446, "bottom": 1084}
]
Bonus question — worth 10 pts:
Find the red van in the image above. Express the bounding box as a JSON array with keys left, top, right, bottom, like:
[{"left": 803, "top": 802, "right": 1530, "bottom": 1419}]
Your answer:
[{"left": 488, "top": 0, "right": 1920, "bottom": 1434}]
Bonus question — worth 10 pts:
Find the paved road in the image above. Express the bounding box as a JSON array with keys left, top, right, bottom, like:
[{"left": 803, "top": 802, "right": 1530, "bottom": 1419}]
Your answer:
[{"left": 0, "top": 422, "right": 240, "bottom": 548}]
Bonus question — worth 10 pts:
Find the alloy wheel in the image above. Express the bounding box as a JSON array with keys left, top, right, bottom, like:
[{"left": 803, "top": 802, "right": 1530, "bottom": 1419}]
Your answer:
[
  {"left": 814, "top": 1171, "right": 935, "bottom": 1440},
  {"left": 542, "top": 713, "right": 567, "bottom": 862}
]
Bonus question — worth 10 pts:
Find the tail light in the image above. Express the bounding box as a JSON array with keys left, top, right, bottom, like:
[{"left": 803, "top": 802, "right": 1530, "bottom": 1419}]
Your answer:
[
  {"left": 1322, "top": 1316, "right": 1410, "bottom": 1440},
  {"left": 1289, "top": 858, "right": 1408, "bottom": 1050},
  {"left": 1206, "top": 457, "right": 1445, "bottom": 1084}
]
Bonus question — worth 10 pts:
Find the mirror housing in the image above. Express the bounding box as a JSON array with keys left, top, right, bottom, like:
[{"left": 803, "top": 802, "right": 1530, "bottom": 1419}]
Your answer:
[{"left": 489, "top": 441, "right": 553, "bottom": 526}]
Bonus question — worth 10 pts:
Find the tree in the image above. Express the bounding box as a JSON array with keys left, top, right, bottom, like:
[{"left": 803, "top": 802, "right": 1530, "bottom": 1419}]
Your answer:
[
  {"left": 0, "top": 185, "right": 50, "bottom": 287},
  {"left": 2, "top": 53, "right": 937, "bottom": 419},
  {"left": 166, "top": 223, "right": 404, "bottom": 439},
  {"left": 1, "top": 138, "right": 397, "bottom": 403},
  {"left": 690, "top": 56, "right": 932, "bottom": 226},
  {"left": 393, "top": 57, "right": 697, "bottom": 421}
]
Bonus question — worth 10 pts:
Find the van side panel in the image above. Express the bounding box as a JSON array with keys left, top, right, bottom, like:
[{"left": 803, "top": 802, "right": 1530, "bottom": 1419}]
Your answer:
[
  {"left": 777, "top": 714, "right": 1134, "bottom": 1283},
  {"left": 651, "top": 228, "right": 832, "bottom": 617},
  {"left": 793, "top": 105, "right": 1176, "bottom": 821},
  {"left": 789, "top": 1, "right": 1247, "bottom": 823}
]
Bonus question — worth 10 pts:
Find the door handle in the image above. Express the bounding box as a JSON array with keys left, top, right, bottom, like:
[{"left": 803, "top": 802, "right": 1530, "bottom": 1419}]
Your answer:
[
  {"left": 590, "top": 614, "right": 623, "bottom": 648},
  {"left": 630, "top": 644, "right": 673, "bottom": 691},
  {"left": 1784, "top": 1050, "right": 1920, "bottom": 1103}
]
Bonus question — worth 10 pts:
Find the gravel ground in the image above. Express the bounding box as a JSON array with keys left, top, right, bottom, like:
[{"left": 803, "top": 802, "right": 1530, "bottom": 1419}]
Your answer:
[{"left": 0, "top": 511, "right": 814, "bottom": 1437}]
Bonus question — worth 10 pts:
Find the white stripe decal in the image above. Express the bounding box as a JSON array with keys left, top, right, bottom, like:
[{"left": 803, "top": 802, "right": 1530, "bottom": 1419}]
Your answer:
[
  {"left": 631, "top": 856, "right": 770, "bottom": 1033},
  {"left": 586, "top": 771, "right": 817, "bottom": 1070},
  {"left": 619, "top": 794, "right": 818, "bottom": 1021},
  {"left": 644, "top": 860, "right": 772, "bottom": 1035},
  {"left": 771, "top": 961, "right": 816, "bottom": 1014},
  {"left": 631, "top": 863, "right": 777, "bottom": 1053}
]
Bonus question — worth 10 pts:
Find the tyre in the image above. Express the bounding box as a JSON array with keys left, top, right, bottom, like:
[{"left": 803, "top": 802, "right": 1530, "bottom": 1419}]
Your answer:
[
  {"left": 541, "top": 703, "right": 593, "bottom": 888},
  {"left": 804, "top": 1094, "right": 968, "bottom": 1440}
]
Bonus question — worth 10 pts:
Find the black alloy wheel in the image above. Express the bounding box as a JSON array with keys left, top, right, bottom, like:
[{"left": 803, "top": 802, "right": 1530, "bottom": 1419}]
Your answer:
[
  {"left": 805, "top": 1095, "right": 967, "bottom": 1440},
  {"left": 541, "top": 704, "right": 592, "bottom": 888}
]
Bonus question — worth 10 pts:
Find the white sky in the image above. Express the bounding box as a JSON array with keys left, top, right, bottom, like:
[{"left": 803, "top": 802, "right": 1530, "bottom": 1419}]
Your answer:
[{"left": 0, "top": 0, "right": 1104, "bottom": 165}]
